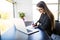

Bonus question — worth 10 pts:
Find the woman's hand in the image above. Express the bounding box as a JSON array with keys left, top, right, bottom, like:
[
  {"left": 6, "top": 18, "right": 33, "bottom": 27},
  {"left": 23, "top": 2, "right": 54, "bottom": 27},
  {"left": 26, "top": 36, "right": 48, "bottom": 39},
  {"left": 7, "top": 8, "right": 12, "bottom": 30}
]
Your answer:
[
  {"left": 32, "top": 22, "right": 41, "bottom": 28},
  {"left": 32, "top": 23, "right": 37, "bottom": 27}
]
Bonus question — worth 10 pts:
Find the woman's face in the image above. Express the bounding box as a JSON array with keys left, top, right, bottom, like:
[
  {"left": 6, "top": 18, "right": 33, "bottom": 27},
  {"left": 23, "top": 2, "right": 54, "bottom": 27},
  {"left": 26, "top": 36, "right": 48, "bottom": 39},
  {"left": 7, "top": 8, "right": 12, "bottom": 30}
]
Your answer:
[{"left": 37, "top": 7, "right": 45, "bottom": 13}]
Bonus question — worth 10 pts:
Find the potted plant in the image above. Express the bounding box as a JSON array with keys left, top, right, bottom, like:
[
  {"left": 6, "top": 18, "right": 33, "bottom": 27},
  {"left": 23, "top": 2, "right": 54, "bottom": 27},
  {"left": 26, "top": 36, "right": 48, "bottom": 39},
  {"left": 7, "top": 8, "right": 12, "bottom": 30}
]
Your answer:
[{"left": 19, "top": 12, "right": 25, "bottom": 20}]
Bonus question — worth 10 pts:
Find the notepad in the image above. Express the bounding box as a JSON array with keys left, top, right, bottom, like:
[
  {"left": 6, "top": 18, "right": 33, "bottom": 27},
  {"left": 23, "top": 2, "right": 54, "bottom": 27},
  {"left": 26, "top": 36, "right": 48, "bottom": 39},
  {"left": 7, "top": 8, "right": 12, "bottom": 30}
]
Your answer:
[{"left": 26, "top": 25, "right": 39, "bottom": 35}]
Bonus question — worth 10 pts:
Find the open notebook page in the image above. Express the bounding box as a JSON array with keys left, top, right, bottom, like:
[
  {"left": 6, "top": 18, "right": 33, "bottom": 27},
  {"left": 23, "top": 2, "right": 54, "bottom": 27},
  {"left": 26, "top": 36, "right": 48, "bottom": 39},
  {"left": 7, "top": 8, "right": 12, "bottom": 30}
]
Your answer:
[{"left": 26, "top": 25, "right": 39, "bottom": 35}]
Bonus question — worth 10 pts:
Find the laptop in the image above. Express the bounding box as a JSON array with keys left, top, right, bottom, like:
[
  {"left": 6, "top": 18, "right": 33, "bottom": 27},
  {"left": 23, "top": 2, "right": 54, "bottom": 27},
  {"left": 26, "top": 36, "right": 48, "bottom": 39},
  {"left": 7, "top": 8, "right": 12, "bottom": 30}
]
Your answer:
[{"left": 15, "top": 18, "right": 39, "bottom": 35}]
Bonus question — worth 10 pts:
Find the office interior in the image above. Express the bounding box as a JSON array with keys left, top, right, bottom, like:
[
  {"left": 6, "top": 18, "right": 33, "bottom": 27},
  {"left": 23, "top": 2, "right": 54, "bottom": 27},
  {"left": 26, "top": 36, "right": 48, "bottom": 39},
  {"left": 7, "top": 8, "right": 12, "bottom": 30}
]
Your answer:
[{"left": 0, "top": 0, "right": 60, "bottom": 40}]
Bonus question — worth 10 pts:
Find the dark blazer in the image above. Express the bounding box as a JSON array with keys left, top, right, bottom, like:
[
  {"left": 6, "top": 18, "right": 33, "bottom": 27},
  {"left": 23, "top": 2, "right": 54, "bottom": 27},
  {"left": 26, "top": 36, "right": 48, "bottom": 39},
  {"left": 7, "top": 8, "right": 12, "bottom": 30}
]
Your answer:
[{"left": 36, "top": 13, "right": 52, "bottom": 36}]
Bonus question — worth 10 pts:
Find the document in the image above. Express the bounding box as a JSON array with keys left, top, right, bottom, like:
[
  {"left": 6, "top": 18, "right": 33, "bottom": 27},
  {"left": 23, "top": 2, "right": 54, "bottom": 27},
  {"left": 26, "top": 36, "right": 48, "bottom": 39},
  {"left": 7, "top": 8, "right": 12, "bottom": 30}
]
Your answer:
[{"left": 26, "top": 25, "right": 39, "bottom": 35}]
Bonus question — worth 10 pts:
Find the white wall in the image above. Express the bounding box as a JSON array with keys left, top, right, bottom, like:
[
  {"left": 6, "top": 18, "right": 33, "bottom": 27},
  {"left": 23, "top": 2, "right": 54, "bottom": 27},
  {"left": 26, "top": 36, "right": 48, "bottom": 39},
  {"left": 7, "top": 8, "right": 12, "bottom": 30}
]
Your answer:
[{"left": 14, "top": 0, "right": 32, "bottom": 21}]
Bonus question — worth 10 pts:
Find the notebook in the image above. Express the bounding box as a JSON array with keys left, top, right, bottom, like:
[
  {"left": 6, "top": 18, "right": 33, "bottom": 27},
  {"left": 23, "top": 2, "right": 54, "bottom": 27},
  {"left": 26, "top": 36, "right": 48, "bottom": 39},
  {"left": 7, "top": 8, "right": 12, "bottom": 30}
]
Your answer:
[{"left": 26, "top": 25, "right": 39, "bottom": 35}]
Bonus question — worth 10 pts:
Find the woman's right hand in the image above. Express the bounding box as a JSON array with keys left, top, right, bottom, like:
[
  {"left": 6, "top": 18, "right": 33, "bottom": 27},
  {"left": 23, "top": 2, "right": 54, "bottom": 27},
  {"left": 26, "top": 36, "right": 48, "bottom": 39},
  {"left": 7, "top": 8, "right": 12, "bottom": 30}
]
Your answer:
[{"left": 32, "top": 23, "right": 37, "bottom": 27}]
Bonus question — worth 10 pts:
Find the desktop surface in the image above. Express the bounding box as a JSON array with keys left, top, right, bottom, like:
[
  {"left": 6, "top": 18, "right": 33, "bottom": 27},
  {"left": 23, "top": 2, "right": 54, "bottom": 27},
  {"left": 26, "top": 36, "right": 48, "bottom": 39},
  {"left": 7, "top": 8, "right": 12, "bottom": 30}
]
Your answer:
[{"left": 28, "top": 28, "right": 51, "bottom": 40}]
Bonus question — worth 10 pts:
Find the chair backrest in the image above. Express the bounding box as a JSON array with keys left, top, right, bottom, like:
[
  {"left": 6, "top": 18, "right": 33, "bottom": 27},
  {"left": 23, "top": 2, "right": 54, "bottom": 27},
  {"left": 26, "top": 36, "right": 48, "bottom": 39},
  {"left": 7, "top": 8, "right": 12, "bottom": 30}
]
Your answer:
[
  {"left": 55, "top": 22, "right": 60, "bottom": 31},
  {"left": 53, "top": 21, "right": 60, "bottom": 35}
]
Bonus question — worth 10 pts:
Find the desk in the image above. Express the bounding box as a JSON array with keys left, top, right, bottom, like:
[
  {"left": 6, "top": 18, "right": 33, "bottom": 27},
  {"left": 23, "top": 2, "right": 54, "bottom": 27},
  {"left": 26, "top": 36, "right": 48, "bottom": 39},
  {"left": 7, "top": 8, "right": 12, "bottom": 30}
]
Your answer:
[
  {"left": 1, "top": 26, "right": 51, "bottom": 40},
  {"left": 28, "top": 28, "right": 51, "bottom": 40}
]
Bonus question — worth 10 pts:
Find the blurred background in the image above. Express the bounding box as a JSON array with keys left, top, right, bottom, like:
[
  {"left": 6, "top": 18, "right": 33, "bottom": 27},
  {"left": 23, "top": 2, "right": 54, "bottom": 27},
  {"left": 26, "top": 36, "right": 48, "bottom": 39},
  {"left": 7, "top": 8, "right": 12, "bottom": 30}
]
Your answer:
[
  {"left": 0, "top": 0, "right": 59, "bottom": 22},
  {"left": 0, "top": 0, "right": 60, "bottom": 40}
]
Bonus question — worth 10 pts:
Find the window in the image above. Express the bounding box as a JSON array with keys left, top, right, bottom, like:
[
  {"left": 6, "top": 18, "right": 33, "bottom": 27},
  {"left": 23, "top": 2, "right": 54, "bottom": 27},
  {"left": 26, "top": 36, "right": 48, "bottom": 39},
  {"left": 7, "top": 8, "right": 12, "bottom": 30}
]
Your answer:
[
  {"left": 58, "top": 0, "right": 60, "bottom": 21},
  {"left": 0, "top": 0, "right": 13, "bottom": 19},
  {"left": 0, "top": 0, "right": 13, "bottom": 35}
]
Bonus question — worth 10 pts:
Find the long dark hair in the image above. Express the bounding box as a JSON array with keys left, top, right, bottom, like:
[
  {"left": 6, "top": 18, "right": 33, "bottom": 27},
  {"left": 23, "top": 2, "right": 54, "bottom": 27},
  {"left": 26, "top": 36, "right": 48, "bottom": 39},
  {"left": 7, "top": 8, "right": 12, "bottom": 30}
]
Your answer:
[{"left": 37, "top": 1, "right": 55, "bottom": 30}]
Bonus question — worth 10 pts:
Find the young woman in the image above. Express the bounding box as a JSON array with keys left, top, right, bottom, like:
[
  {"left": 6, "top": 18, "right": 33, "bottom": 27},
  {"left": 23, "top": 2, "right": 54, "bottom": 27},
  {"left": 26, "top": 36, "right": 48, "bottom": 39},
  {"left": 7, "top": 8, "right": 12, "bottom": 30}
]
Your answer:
[{"left": 33, "top": 1, "right": 55, "bottom": 36}]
